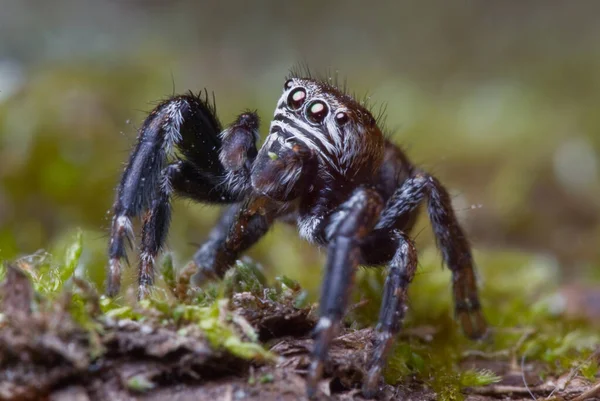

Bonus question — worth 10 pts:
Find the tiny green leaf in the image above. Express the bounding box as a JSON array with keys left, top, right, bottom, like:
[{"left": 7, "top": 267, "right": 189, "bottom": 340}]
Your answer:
[
  {"left": 159, "top": 253, "right": 176, "bottom": 291},
  {"left": 580, "top": 360, "right": 599, "bottom": 381},
  {"left": 293, "top": 290, "right": 309, "bottom": 308},
  {"left": 460, "top": 369, "right": 502, "bottom": 388},
  {"left": 259, "top": 373, "right": 274, "bottom": 384},
  {"left": 104, "top": 306, "right": 133, "bottom": 319},
  {"left": 61, "top": 230, "right": 83, "bottom": 285},
  {"left": 127, "top": 375, "right": 155, "bottom": 392}
]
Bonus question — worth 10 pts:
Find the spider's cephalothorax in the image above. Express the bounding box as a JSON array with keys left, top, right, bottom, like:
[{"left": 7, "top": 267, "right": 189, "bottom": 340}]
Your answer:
[{"left": 107, "top": 73, "right": 487, "bottom": 398}]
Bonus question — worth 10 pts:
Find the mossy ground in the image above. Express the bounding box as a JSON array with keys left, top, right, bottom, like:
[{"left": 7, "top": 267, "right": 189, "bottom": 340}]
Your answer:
[{"left": 0, "top": 232, "right": 598, "bottom": 400}]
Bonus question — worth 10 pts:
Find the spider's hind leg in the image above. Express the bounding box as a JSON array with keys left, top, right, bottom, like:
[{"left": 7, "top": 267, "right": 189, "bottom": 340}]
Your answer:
[
  {"left": 136, "top": 161, "right": 181, "bottom": 299},
  {"left": 376, "top": 172, "right": 487, "bottom": 338},
  {"left": 108, "top": 93, "right": 259, "bottom": 298}
]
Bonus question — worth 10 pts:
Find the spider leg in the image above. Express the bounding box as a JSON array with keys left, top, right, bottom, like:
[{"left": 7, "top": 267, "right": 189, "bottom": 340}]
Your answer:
[
  {"left": 191, "top": 196, "right": 277, "bottom": 284},
  {"left": 307, "top": 187, "right": 384, "bottom": 398},
  {"left": 376, "top": 172, "right": 487, "bottom": 339},
  {"left": 192, "top": 137, "right": 316, "bottom": 284},
  {"left": 115, "top": 158, "right": 234, "bottom": 299},
  {"left": 138, "top": 154, "right": 269, "bottom": 299},
  {"left": 190, "top": 203, "right": 240, "bottom": 283},
  {"left": 360, "top": 229, "right": 418, "bottom": 397},
  {"left": 137, "top": 162, "right": 179, "bottom": 299},
  {"left": 108, "top": 93, "right": 259, "bottom": 297}
]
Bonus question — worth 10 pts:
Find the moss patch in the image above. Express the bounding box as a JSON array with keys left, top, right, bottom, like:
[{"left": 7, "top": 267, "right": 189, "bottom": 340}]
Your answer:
[{"left": 0, "top": 233, "right": 598, "bottom": 400}]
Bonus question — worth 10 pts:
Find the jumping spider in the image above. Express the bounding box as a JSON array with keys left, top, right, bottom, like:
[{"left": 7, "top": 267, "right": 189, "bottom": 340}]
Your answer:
[{"left": 107, "top": 70, "right": 487, "bottom": 397}]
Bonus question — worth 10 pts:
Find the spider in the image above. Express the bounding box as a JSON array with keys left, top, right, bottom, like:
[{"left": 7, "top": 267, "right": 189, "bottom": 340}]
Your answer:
[{"left": 107, "top": 70, "right": 487, "bottom": 398}]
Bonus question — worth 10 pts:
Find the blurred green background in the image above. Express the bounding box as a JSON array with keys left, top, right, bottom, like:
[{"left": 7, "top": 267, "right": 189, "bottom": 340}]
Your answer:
[{"left": 0, "top": 0, "right": 599, "bottom": 295}]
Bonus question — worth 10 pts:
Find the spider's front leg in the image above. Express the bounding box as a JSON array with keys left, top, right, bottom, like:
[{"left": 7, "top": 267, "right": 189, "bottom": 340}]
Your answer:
[
  {"left": 191, "top": 134, "right": 317, "bottom": 284},
  {"left": 307, "top": 187, "right": 384, "bottom": 398},
  {"left": 108, "top": 93, "right": 259, "bottom": 298}
]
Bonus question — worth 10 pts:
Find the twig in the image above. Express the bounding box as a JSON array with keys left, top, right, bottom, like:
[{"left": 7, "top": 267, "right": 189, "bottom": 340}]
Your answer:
[
  {"left": 512, "top": 328, "right": 536, "bottom": 369},
  {"left": 461, "top": 327, "right": 535, "bottom": 368},
  {"left": 571, "top": 380, "right": 600, "bottom": 401},
  {"left": 521, "top": 353, "right": 536, "bottom": 401},
  {"left": 546, "top": 347, "right": 600, "bottom": 399},
  {"left": 462, "top": 349, "right": 510, "bottom": 359},
  {"left": 469, "top": 384, "right": 550, "bottom": 396}
]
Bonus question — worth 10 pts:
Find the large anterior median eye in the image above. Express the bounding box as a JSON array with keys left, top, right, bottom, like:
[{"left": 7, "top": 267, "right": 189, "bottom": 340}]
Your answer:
[
  {"left": 306, "top": 100, "right": 329, "bottom": 124},
  {"left": 287, "top": 87, "right": 306, "bottom": 110}
]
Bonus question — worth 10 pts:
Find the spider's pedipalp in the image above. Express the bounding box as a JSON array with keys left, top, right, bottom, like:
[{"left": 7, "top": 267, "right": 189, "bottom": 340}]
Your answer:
[
  {"left": 251, "top": 136, "right": 316, "bottom": 202},
  {"left": 219, "top": 112, "right": 260, "bottom": 195}
]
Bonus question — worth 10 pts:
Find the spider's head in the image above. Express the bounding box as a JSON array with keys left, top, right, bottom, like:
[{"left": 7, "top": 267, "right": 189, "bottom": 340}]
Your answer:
[{"left": 266, "top": 76, "right": 385, "bottom": 176}]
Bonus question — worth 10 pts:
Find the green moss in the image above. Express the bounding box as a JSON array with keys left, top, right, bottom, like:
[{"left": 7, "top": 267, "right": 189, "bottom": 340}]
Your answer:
[
  {"left": 126, "top": 375, "right": 156, "bottom": 392},
  {"left": 351, "top": 248, "right": 599, "bottom": 399},
  {"left": 459, "top": 369, "right": 501, "bottom": 387},
  {"left": 3, "top": 235, "right": 275, "bottom": 366},
  {"left": 258, "top": 373, "right": 275, "bottom": 384},
  {"left": 580, "top": 360, "right": 599, "bottom": 381},
  {"left": 172, "top": 299, "right": 273, "bottom": 361},
  {"left": 224, "top": 259, "right": 268, "bottom": 297},
  {"left": 2, "top": 231, "right": 598, "bottom": 400},
  {"left": 159, "top": 253, "right": 176, "bottom": 293}
]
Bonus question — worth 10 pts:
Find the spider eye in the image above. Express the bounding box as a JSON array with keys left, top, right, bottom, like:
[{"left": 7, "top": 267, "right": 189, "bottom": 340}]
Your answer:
[
  {"left": 284, "top": 79, "right": 294, "bottom": 90},
  {"left": 335, "top": 111, "right": 349, "bottom": 126},
  {"left": 306, "top": 100, "right": 329, "bottom": 124},
  {"left": 287, "top": 87, "right": 306, "bottom": 110}
]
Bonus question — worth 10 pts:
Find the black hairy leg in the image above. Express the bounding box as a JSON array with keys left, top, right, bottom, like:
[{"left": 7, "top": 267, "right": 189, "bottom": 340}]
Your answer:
[
  {"left": 189, "top": 203, "right": 240, "bottom": 284},
  {"left": 306, "top": 187, "right": 384, "bottom": 398},
  {"left": 108, "top": 92, "right": 259, "bottom": 298},
  {"left": 360, "top": 229, "right": 418, "bottom": 396},
  {"left": 192, "top": 137, "right": 316, "bottom": 284},
  {"left": 376, "top": 172, "right": 487, "bottom": 339},
  {"left": 191, "top": 196, "right": 277, "bottom": 285},
  {"left": 136, "top": 162, "right": 179, "bottom": 299}
]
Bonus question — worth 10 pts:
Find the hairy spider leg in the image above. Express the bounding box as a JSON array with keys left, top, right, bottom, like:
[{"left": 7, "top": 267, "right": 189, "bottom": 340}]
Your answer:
[
  {"left": 137, "top": 157, "right": 249, "bottom": 299},
  {"left": 136, "top": 162, "right": 178, "bottom": 299},
  {"left": 306, "top": 187, "right": 384, "bottom": 398},
  {"left": 108, "top": 93, "right": 259, "bottom": 298},
  {"left": 376, "top": 172, "right": 487, "bottom": 339},
  {"left": 191, "top": 196, "right": 276, "bottom": 284},
  {"left": 189, "top": 203, "right": 240, "bottom": 283},
  {"left": 359, "top": 229, "right": 418, "bottom": 396},
  {"left": 192, "top": 137, "right": 316, "bottom": 284}
]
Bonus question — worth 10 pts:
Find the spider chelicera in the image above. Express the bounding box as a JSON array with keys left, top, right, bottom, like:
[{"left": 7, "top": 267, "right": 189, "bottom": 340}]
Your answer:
[{"left": 107, "top": 70, "right": 487, "bottom": 397}]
